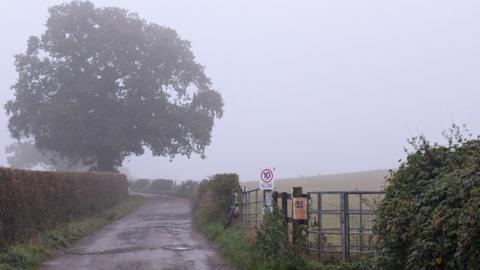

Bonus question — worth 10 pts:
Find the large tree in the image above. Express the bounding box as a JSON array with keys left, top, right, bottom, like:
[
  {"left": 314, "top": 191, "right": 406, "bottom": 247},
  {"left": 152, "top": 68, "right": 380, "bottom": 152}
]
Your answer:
[{"left": 6, "top": 1, "right": 223, "bottom": 171}]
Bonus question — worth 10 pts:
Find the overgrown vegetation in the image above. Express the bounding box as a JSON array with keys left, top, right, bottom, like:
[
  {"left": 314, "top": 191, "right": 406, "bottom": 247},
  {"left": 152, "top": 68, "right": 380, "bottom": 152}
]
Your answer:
[
  {"left": 194, "top": 173, "right": 240, "bottom": 225},
  {"left": 0, "top": 168, "right": 128, "bottom": 246},
  {"left": 255, "top": 206, "right": 306, "bottom": 269},
  {"left": 376, "top": 125, "right": 480, "bottom": 269},
  {"left": 0, "top": 196, "right": 144, "bottom": 270},
  {"left": 199, "top": 222, "right": 255, "bottom": 269}
]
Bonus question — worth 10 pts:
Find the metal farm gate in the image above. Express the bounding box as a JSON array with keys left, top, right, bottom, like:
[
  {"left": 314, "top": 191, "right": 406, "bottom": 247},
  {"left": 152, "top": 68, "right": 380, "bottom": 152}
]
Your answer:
[
  {"left": 240, "top": 187, "right": 264, "bottom": 228},
  {"left": 306, "top": 191, "right": 384, "bottom": 261},
  {"left": 240, "top": 187, "right": 384, "bottom": 261}
]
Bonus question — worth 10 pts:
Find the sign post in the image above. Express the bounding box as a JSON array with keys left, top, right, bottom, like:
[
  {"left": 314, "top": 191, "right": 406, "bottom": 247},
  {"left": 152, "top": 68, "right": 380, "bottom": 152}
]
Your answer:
[{"left": 259, "top": 168, "right": 275, "bottom": 213}]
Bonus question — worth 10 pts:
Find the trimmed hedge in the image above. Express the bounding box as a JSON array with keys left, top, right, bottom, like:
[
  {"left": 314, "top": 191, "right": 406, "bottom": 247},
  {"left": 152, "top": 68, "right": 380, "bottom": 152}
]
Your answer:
[{"left": 0, "top": 168, "right": 128, "bottom": 247}]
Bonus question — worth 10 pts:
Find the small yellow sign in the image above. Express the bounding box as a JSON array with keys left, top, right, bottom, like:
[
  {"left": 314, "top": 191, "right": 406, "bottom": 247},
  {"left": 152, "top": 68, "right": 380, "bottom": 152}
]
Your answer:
[{"left": 293, "top": 197, "right": 308, "bottom": 220}]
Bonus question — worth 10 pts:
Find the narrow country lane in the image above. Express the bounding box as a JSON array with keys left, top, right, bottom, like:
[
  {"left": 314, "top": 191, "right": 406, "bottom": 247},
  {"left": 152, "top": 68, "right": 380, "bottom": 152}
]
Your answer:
[{"left": 41, "top": 195, "right": 231, "bottom": 270}]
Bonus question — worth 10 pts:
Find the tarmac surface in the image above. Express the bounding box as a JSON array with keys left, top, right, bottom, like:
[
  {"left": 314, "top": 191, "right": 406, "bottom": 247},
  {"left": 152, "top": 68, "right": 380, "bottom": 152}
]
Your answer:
[{"left": 41, "top": 195, "right": 231, "bottom": 270}]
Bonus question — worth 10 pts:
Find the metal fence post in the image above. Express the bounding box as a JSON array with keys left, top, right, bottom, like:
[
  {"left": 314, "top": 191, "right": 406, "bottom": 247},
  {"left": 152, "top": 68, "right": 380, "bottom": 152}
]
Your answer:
[
  {"left": 247, "top": 191, "right": 251, "bottom": 227},
  {"left": 340, "top": 192, "right": 350, "bottom": 262},
  {"left": 255, "top": 189, "right": 259, "bottom": 227},
  {"left": 317, "top": 193, "right": 322, "bottom": 257},
  {"left": 241, "top": 187, "right": 246, "bottom": 226},
  {"left": 359, "top": 193, "right": 363, "bottom": 252}
]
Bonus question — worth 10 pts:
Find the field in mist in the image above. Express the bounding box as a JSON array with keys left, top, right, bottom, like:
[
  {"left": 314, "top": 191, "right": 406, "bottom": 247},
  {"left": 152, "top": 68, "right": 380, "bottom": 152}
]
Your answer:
[{"left": 241, "top": 169, "right": 389, "bottom": 192}]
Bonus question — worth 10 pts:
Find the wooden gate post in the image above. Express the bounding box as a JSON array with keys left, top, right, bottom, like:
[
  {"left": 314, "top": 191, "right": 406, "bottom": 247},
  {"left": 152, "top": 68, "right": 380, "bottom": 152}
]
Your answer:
[
  {"left": 292, "top": 187, "right": 308, "bottom": 248},
  {"left": 272, "top": 191, "right": 278, "bottom": 207},
  {"left": 281, "top": 192, "right": 289, "bottom": 223}
]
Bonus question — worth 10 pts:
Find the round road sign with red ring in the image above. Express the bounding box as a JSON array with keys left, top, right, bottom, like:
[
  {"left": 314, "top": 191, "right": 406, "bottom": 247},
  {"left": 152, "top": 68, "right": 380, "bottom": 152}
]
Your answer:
[{"left": 261, "top": 169, "right": 274, "bottom": 183}]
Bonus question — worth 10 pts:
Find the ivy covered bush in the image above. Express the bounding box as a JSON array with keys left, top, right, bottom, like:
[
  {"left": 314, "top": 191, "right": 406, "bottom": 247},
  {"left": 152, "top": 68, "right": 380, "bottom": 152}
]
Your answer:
[{"left": 375, "top": 125, "right": 480, "bottom": 269}]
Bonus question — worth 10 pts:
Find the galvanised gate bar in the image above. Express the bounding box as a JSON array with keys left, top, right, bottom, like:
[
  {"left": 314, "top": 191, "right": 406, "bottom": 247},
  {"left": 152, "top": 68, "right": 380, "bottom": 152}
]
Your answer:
[
  {"left": 306, "top": 191, "right": 385, "bottom": 261},
  {"left": 240, "top": 187, "right": 264, "bottom": 228}
]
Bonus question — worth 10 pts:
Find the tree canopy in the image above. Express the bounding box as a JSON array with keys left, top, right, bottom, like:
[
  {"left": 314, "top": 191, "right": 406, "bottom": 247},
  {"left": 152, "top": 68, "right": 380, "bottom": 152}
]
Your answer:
[{"left": 5, "top": 1, "right": 223, "bottom": 171}]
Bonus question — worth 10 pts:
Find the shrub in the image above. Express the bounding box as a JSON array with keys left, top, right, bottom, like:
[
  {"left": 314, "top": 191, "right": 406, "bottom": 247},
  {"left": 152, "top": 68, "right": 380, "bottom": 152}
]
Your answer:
[
  {"left": 255, "top": 205, "right": 306, "bottom": 270},
  {"left": 375, "top": 126, "right": 480, "bottom": 269},
  {"left": 195, "top": 173, "right": 239, "bottom": 224},
  {"left": 0, "top": 168, "right": 128, "bottom": 247}
]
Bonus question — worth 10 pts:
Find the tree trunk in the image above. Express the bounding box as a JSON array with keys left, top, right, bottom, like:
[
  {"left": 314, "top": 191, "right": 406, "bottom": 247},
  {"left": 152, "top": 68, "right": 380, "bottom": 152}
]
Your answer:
[{"left": 96, "top": 152, "right": 115, "bottom": 172}]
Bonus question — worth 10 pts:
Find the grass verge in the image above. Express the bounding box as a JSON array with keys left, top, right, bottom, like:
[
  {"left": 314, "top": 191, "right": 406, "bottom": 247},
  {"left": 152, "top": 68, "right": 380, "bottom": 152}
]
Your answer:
[
  {"left": 0, "top": 195, "right": 145, "bottom": 270},
  {"left": 198, "top": 221, "right": 374, "bottom": 270},
  {"left": 198, "top": 222, "right": 255, "bottom": 270}
]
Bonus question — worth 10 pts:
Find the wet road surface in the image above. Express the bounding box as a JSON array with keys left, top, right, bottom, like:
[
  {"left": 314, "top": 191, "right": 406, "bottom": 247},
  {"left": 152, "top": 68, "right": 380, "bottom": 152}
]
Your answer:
[{"left": 41, "top": 195, "right": 231, "bottom": 270}]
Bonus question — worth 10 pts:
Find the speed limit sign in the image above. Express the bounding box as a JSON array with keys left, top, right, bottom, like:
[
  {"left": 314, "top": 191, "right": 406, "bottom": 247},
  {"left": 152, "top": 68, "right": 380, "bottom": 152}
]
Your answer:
[{"left": 259, "top": 168, "right": 274, "bottom": 190}]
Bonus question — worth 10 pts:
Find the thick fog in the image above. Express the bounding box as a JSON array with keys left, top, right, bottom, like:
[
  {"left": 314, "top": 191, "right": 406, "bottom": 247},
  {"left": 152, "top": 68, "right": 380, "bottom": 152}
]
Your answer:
[{"left": 1, "top": 1, "right": 479, "bottom": 181}]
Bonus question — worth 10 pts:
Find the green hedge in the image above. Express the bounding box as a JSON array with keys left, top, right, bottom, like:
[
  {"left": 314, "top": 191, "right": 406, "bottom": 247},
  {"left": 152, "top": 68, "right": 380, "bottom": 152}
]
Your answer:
[
  {"left": 375, "top": 133, "right": 480, "bottom": 269},
  {"left": 0, "top": 168, "right": 128, "bottom": 247},
  {"left": 194, "top": 173, "right": 239, "bottom": 225}
]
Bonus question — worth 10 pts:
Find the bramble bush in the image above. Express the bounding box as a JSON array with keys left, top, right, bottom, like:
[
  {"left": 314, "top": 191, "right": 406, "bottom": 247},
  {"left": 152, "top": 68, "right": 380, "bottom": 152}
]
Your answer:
[{"left": 375, "top": 125, "right": 480, "bottom": 269}]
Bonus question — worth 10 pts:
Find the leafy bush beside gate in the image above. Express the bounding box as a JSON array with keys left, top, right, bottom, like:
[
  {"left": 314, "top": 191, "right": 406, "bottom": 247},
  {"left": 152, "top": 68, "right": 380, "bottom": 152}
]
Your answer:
[
  {"left": 194, "top": 173, "right": 239, "bottom": 224},
  {"left": 0, "top": 168, "right": 128, "bottom": 247},
  {"left": 375, "top": 128, "right": 480, "bottom": 269}
]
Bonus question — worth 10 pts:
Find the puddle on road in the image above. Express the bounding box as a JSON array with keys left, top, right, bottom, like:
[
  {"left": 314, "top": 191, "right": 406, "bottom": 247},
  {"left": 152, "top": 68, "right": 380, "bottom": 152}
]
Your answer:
[{"left": 162, "top": 245, "right": 194, "bottom": 251}]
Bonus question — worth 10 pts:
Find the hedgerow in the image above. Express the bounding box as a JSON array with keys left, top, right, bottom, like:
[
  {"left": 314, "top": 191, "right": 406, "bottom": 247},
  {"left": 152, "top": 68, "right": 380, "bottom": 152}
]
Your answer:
[
  {"left": 375, "top": 125, "right": 480, "bottom": 269},
  {"left": 0, "top": 168, "right": 128, "bottom": 247}
]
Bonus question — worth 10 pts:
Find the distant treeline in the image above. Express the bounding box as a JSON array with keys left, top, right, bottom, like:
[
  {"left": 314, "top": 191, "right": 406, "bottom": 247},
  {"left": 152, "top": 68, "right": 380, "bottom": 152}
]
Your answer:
[
  {"left": 0, "top": 168, "right": 128, "bottom": 246},
  {"left": 129, "top": 178, "right": 198, "bottom": 197}
]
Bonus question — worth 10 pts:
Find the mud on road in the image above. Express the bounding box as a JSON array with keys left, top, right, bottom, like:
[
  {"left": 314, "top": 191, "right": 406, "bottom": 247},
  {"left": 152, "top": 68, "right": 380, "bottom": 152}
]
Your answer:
[{"left": 41, "top": 195, "right": 232, "bottom": 270}]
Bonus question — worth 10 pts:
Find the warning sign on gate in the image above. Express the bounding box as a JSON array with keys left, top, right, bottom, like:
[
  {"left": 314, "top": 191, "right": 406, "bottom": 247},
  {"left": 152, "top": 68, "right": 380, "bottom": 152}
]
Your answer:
[
  {"left": 293, "top": 197, "right": 308, "bottom": 221},
  {"left": 259, "top": 168, "right": 274, "bottom": 190}
]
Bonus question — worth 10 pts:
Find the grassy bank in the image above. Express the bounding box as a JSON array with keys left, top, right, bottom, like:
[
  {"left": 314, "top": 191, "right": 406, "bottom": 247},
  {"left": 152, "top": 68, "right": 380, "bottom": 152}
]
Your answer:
[{"left": 0, "top": 195, "right": 144, "bottom": 270}]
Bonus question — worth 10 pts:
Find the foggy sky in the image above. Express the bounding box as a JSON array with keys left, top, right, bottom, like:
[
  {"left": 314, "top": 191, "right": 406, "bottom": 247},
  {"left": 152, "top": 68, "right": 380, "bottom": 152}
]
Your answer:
[{"left": 1, "top": 1, "right": 479, "bottom": 181}]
